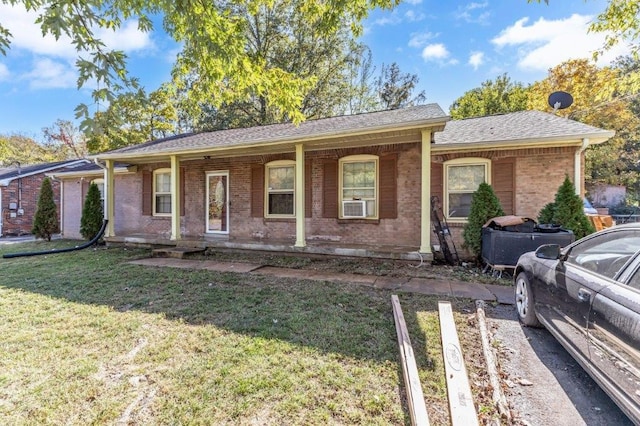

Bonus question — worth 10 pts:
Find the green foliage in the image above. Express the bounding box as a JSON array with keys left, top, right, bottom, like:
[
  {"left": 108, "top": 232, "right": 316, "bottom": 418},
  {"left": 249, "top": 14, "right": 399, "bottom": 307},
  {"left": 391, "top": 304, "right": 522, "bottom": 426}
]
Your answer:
[
  {"left": 0, "top": 0, "right": 396, "bottom": 133},
  {"left": 31, "top": 177, "right": 59, "bottom": 241},
  {"left": 541, "top": 176, "right": 595, "bottom": 239},
  {"left": 537, "top": 202, "right": 557, "bottom": 224},
  {"left": 463, "top": 182, "right": 505, "bottom": 259},
  {"left": 80, "top": 183, "right": 104, "bottom": 240},
  {"left": 0, "top": 135, "right": 62, "bottom": 166},
  {"left": 449, "top": 73, "right": 529, "bottom": 119}
]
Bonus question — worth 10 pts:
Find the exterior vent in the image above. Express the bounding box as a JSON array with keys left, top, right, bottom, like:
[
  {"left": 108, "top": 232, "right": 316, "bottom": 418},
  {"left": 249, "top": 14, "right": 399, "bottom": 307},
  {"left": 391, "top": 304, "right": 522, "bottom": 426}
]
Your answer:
[{"left": 342, "top": 200, "right": 367, "bottom": 218}]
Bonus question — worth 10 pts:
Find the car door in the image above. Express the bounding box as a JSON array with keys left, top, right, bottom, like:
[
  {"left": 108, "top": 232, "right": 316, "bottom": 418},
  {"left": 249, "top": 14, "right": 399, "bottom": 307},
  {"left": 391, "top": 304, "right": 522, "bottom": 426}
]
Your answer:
[
  {"left": 536, "top": 229, "right": 640, "bottom": 366},
  {"left": 586, "top": 263, "right": 640, "bottom": 423}
]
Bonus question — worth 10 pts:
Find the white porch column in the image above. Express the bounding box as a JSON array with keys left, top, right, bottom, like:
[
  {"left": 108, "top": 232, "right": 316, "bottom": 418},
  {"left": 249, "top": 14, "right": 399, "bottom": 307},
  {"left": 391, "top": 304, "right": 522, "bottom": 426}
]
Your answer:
[
  {"left": 170, "top": 155, "right": 181, "bottom": 240},
  {"left": 420, "top": 130, "right": 432, "bottom": 254},
  {"left": 104, "top": 159, "right": 115, "bottom": 237},
  {"left": 295, "top": 143, "right": 306, "bottom": 247}
]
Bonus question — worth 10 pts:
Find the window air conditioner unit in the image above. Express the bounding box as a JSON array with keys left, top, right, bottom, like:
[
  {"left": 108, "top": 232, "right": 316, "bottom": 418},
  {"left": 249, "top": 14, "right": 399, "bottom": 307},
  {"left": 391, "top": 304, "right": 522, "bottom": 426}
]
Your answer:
[{"left": 342, "top": 200, "right": 367, "bottom": 218}]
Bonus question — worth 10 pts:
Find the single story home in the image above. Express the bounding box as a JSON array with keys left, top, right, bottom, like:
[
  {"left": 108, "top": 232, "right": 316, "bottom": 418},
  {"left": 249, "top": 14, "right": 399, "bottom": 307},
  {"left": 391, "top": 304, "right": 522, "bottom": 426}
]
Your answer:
[
  {"left": 0, "top": 159, "right": 88, "bottom": 237},
  {"left": 51, "top": 105, "right": 614, "bottom": 261}
]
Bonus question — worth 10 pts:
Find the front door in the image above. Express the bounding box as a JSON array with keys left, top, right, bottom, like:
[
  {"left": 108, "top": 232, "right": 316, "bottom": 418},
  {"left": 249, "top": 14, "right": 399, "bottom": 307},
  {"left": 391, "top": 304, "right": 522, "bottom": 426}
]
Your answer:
[{"left": 206, "top": 171, "right": 229, "bottom": 234}]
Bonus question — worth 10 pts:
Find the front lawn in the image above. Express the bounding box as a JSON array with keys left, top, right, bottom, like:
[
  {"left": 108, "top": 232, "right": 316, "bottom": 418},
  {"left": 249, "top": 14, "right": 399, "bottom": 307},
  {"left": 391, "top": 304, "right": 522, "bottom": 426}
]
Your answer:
[{"left": 0, "top": 241, "right": 497, "bottom": 425}]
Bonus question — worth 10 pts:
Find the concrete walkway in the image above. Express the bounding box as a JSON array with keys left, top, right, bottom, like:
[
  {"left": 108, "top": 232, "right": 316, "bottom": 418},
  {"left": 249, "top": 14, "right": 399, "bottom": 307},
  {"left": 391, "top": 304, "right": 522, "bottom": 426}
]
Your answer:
[{"left": 130, "top": 258, "right": 515, "bottom": 305}]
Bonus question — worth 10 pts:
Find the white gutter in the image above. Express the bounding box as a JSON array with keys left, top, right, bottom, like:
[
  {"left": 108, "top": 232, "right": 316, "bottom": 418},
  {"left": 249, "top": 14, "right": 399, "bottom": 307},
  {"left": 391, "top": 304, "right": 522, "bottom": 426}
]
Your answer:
[{"left": 575, "top": 138, "right": 590, "bottom": 196}]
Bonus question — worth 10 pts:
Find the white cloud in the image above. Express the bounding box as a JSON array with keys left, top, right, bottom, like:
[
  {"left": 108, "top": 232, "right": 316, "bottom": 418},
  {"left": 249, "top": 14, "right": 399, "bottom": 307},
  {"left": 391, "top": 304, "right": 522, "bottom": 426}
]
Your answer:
[
  {"left": 422, "top": 43, "right": 458, "bottom": 65},
  {"left": 455, "top": 2, "right": 490, "bottom": 25},
  {"left": 0, "top": 62, "right": 9, "bottom": 80},
  {"left": 468, "top": 51, "right": 485, "bottom": 70},
  {"left": 405, "top": 10, "right": 426, "bottom": 22},
  {"left": 373, "top": 11, "right": 402, "bottom": 27},
  {"left": 0, "top": 4, "right": 154, "bottom": 60},
  {"left": 491, "top": 14, "right": 630, "bottom": 72},
  {"left": 23, "top": 58, "right": 77, "bottom": 89},
  {"left": 408, "top": 32, "right": 437, "bottom": 48}
]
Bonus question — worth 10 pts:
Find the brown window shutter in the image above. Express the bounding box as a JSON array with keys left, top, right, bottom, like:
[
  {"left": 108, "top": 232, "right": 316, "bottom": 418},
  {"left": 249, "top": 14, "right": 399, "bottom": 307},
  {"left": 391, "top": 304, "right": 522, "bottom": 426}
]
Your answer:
[
  {"left": 142, "top": 170, "right": 152, "bottom": 216},
  {"left": 305, "top": 160, "right": 312, "bottom": 218},
  {"left": 430, "top": 162, "right": 443, "bottom": 207},
  {"left": 251, "top": 164, "right": 264, "bottom": 218},
  {"left": 492, "top": 158, "right": 515, "bottom": 215},
  {"left": 180, "top": 167, "right": 186, "bottom": 216},
  {"left": 379, "top": 154, "right": 397, "bottom": 219},
  {"left": 322, "top": 159, "right": 338, "bottom": 218}
]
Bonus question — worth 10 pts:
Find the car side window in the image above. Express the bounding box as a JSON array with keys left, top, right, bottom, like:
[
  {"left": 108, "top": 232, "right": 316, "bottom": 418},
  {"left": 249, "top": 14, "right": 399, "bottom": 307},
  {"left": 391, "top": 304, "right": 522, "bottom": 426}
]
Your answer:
[
  {"left": 565, "top": 230, "right": 640, "bottom": 279},
  {"left": 626, "top": 266, "right": 640, "bottom": 290}
]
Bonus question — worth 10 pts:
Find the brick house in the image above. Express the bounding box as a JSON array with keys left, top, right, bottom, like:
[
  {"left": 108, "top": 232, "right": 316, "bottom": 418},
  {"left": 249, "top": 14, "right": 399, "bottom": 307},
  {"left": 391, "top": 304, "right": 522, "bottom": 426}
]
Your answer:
[
  {"left": 52, "top": 105, "right": 614, "bottom": 260},
  {"left": 0, "top": 160, "right": 88, "bottom": 237}
]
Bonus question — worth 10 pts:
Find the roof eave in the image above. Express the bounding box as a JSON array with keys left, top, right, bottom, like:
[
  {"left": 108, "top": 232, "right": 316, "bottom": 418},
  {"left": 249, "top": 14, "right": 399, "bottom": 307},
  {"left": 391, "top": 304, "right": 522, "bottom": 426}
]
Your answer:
[
  {"left": 431, "top": 131, "right": 615, "bottom": 153},
  {"left": 92, "top": 116, "right": 450, "bottom": 162}
]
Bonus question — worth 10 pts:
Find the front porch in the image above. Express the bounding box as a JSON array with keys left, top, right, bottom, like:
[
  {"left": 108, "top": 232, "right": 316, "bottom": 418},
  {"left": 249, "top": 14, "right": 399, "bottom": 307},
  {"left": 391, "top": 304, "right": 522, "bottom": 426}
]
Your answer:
[{"left": 105, "top": 233, "right": 433, "bottom": 263}]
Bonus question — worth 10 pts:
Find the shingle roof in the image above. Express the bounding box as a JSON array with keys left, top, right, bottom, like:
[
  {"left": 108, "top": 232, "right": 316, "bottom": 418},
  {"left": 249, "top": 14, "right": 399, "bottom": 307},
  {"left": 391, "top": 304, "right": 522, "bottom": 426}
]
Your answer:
[
  {"left": 99, "top": 104, "right": 448, "bottom": 157},
  {"left": 434, "top": 110, "right": 614, "bottom": 145},
  {"left": 0, "top": 159, "right": 89, "bottom": 184}
]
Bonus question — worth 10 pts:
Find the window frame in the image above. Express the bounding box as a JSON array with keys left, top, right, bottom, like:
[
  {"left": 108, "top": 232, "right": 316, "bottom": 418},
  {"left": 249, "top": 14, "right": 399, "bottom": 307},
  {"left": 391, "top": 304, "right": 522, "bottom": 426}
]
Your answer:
[
  {"left": 264, "top": 160, "right": 296, "bottom": 218},
  {"left": 444, "top": 157, "right": 491, "bottom": 222},
  {"left": 338, "top": 154, "right": 379, "bottom": 220},
  {"left": 153, "top": 168, "right": 172, "bottom": 217}
]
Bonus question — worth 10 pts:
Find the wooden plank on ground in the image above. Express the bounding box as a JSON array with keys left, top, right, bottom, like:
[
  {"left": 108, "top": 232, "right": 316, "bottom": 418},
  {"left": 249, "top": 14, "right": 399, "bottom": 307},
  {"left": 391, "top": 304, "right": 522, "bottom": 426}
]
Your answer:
[
  {"left": 438, "top": 301, "right": 479, "bottom": 426},
  {"left": 391, "top": 295, "right": 430, "bottom": 426}
]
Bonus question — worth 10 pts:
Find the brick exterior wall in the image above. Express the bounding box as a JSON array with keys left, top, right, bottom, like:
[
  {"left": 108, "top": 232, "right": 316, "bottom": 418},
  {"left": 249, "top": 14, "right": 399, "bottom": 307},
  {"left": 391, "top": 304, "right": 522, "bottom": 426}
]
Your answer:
[
  {"left": 1, "top": 174, "right": 62, "bottom": 236},
  {"left": 433, "top": 146, "right": 579, "bottom": 258},
  {"left": 58, "top": 144, "right": 582, "bottom": 259}
]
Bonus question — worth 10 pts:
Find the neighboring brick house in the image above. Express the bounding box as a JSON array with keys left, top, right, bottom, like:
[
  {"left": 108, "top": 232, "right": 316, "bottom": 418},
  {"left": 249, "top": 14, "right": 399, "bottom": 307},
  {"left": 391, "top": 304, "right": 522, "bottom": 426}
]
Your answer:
[
  {"left": 53, "top": 106, "right": 614, "bottom": 260},
  {"left": 0, "top": 160, "right": 88, "bottom": 237}
]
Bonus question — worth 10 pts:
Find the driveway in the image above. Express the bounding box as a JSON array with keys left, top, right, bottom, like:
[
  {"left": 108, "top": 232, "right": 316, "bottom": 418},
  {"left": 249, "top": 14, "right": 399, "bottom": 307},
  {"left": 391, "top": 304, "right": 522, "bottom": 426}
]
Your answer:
[{"left": 485, "top": 304, "right": 633, "bottom": 425}]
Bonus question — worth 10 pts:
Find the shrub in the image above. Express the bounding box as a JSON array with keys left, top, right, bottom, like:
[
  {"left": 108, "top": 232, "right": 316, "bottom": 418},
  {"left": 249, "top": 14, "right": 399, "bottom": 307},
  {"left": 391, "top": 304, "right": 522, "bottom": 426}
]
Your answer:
[
  {"left": 538, "top": 176, "right": 595, "bottom": 239},
  {"left": 80, "top": 182, "right": 104, "bottom": 240},
  {"left": 463, "top": 182, "right": 505, "bottom": 260},
  {"left": 31, "top": 177, "right": 59, "bottom": 241}
]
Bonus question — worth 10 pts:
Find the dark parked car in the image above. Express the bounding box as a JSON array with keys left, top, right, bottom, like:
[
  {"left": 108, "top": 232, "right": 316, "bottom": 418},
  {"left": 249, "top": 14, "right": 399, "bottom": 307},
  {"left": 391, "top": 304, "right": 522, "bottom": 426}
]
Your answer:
[{"left": 514, "top": 223, "right": 640, "bottom": 424}]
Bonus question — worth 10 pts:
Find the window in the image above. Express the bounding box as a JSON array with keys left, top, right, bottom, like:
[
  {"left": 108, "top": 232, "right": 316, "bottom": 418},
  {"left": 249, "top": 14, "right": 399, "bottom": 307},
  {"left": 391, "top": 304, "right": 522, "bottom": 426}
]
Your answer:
[
  {"left": 339, "top": 155, "right": 378, "bottom": 219},
  {"left": 566, "top": 230, "right": 640, "bottom": 279},
  {"left": 153, "top": 168, "right": 172, "bottom": 216},
  {"left": 444, "top": 158, "right": 490, "bottom": 220},
  {"left": 266, "top": 161, "right": 295, "bottom": 217}
]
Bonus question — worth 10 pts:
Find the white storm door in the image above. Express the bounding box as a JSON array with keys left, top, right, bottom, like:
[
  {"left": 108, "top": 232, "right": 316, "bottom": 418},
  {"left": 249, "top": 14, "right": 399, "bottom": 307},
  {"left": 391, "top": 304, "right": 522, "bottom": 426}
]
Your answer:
[{"left": 206, "top": 171, "right": 229, "bottom": 234}]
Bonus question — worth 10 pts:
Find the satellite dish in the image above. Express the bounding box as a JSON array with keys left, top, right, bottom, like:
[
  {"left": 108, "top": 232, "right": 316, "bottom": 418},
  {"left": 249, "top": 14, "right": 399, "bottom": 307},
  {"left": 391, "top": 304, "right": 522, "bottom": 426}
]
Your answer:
[{"left": 548, "top": 91, "right": 573, "bottom": 112}]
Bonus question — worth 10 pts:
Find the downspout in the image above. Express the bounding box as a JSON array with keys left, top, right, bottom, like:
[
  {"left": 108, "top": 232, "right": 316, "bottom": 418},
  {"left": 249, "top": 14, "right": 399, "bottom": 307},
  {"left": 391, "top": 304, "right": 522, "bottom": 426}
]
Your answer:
[
  {"left": 575, "top": 138, "right": 589, "bottom": 197},
  {"left": 0, "top": 186, "right": 3, "bottom": 237},
  {"left": 94, "top": 158, "right": 107, "bottom": 215},
  {"left": 49, "top": 175, "right": 64, "bottom": 237}
]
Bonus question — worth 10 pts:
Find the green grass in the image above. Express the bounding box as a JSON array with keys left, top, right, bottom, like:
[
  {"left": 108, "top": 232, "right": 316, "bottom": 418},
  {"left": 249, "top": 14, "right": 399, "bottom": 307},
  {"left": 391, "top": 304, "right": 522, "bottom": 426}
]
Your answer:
[{"left": 0, "top": 241, "right": 489, "bottom": 425}]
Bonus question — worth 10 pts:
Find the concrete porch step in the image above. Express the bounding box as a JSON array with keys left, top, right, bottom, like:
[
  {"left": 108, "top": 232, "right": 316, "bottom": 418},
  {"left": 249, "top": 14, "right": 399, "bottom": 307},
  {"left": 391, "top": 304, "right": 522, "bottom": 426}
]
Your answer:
[{"left": 152, "top": 247, "right": 206, "bottom": 259}]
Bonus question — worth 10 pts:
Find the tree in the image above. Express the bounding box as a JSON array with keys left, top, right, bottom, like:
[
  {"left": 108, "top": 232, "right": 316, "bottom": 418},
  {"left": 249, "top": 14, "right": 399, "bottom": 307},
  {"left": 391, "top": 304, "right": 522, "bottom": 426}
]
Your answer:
[
  {"left": 31, "top": 177, "right": 59, "bottom": 241},
  {"left": 530, "top": 0, "right": 640, "bottom": 60},
  {"left": 449, "top": 73, "right": 529, "bottom": 119},
  {"left": 374, "top": 62, "right": 426, "bottom": 110},
  {"left": 0, "top": 0, "right": 397, "bottom": 132},
  {"left": 42, "top": 119, "right": 88, "bottom": 159},
  {"left": 463, "top": 182, "right": 505, "bottom": 260},
  {"left": 80, "top": 182, "right": 104, "bottom": 240},
  {"left": 528, "top": 59, "right": 640, "bottom": 198},
  {"left": 539, "top": 176, "right": 595, "bottom": 239},
  {"left": 0, "top": 134, "right": 60, "bottom": 166},
  {"left": 88, "top": 85, "right": 179, "bottom": 153}
]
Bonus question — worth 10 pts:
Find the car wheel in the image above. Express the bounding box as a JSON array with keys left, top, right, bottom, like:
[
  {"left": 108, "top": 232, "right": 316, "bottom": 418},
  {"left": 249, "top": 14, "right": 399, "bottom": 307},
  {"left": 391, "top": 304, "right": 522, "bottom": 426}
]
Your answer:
[{"left": 515, "top": 272, "right": 542, "bottom": 327}]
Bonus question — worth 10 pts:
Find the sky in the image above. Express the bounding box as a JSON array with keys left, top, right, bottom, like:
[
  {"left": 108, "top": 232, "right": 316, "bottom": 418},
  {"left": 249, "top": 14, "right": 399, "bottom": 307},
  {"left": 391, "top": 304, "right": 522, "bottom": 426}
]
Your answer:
[{"left": 0, "top": 0, "right": 632, "bottom": 140}]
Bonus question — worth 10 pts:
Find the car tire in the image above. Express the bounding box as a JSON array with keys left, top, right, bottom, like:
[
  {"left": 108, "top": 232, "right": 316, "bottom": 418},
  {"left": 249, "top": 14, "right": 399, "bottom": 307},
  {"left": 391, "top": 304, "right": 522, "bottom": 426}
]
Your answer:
[{"left": 515, "top": 272, "right": 542, "bottom": 327}]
